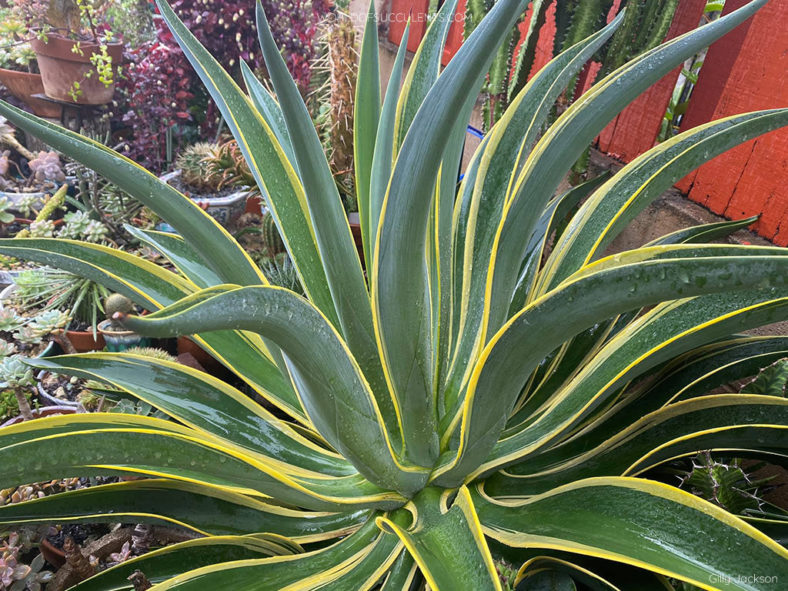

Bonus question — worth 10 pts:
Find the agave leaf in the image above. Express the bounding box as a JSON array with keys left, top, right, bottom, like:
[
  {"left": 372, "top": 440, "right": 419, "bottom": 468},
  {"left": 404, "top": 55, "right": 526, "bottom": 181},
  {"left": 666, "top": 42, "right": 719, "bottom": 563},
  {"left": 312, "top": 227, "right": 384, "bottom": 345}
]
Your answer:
[
  {"left": 354, "top": 0, "right": 382, "bottom": 263},
  {"left": 646, "top": 216, "right": 759, "bottom": 246},
  {"left": 368, "top": 22, "right": 410, "bottom": 262},
  {"left": 119, "top": 286, "right": 429, "bottom": 495},
  {"left": 489, "top": 395, "right": 788, "bottom": 495},
  {"left": 154, "top": 0, "right": 337, "bottom": 326},
  {"left": 72, "top": 535, "right": 299, "bottom": 591},
  {"left": 0, "top": 479, "right": 370, "bottom": 541},
  {"left": 475, "top": 478, "right": 788, "bottom": 589},
  {"left": 0, "top": 417, "right": 398, "bottom": 511},
  {"left": 28, "top": 354, "right": 353, "bottom": 476},
  {"left": 483, "top": 292, "right": 788, "bottom": 479},
  {"left": 0, "top": 238, "right": 194, "bottom": 308},
  {"left": 540, "top": 109, "right": 788, "bottom": 290},
  {"left": 146, "top": 516, "right": 404, "bottom": 591}
]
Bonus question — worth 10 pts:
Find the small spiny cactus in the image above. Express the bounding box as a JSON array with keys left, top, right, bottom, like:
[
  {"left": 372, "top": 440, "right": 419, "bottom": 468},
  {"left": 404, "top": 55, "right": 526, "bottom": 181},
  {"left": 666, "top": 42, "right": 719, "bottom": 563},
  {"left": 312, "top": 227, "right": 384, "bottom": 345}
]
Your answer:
[
  {"left": 175, "top": 142, "right": 219, "bottom": 191},
  {"left": 261, "top": 212, "right": 285, "bottom": 256},
  {"left": 105, "top": 293, "right": 134, "bottom": 328}
]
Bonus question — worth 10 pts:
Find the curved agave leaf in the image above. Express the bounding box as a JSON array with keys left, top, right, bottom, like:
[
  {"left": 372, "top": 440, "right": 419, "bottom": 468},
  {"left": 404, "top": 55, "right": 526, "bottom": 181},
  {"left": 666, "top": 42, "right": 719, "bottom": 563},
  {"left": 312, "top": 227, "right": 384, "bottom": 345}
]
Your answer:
[
  {"left": 28, "top": 354, "right": 353, "bottom": 476},
  {"left": 488, "top": 395, "right": 788, "bottom": 495},
  {"left": 436, "top": 250, "right": 788, "bottom": 485},
  {"left": 118, "top": 286, "right": 428, "bottom": 495},
  {"left": 72, "top": 535, "right": 299, "bottom": 591},
  {"left": 144, "top": 516, "right": 405, "bottom": 591},
  {"left": 0, "top": 238, "right": 194, "bottom": 308},
  {"left": 483, "top": 292, "right": 788, "bottom": 479},
  {"left": 0, "top": 478, "right": 370, "bottom": 541},
  {"left": 0, "top": 238, "right": 301, "bottom": 421},
  {"left": 474, "top": 478, "right": 788, "bottom": 589},
  {"left": 154, "top": 0, "right": 337, "bottom": 325},
  {"left": 486, "top": 0, "right": 770, "bottom": 336},
  {"left": 540, "top": 109, "right": 788, "bottom": 290},
  {"left": 646, "top": 216, "right": 760, "bottom": 246},
  {"left": 0, "top": 421, "right": 398, "bottom": 511}
]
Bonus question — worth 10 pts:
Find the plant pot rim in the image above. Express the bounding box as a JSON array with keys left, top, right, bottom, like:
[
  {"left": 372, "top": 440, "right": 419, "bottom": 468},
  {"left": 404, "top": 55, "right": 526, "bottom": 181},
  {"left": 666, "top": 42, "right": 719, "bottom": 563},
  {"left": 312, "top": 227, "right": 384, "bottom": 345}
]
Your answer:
[
  {"left": 0, "top": 67, "right": 40, "bottom": 78},
  {"left": 1, "top": 405, "right": 76, "bottom": 427},
  {"left": 161, "top": 170, "right": 253, "bottom": 205},
  {"left": 30, "top": 34, "right": 123, "bottom": 62},
  {"left": 97, "top": 318, "right": 135, "bottom": 337}
]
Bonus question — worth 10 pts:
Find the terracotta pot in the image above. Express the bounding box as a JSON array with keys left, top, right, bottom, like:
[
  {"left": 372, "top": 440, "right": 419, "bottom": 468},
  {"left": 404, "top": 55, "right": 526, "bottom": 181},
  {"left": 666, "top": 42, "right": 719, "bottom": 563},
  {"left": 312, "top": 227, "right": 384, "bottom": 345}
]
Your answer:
[
  {"left": 245, "top": 194, "right": 263, "bottom": 215},
  {"left": 0, "top": 68, "right": 62, "bottom": 118},
  {"left": 177, "top": 336, "right": 221, "bottom": 373},
  {"left": 31, "top": 35, "right": 122, "bottom": 105},
  {"left": 60, "top": 328, "right": 105, "bottom": 352}
]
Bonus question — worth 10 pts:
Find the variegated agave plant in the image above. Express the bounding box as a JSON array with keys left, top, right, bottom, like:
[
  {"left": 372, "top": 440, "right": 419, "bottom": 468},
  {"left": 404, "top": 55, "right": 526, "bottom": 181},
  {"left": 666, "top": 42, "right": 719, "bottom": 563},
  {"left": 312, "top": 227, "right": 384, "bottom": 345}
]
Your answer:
[{"left": 0, "top": 1, "right": 787, "bottom": 589}]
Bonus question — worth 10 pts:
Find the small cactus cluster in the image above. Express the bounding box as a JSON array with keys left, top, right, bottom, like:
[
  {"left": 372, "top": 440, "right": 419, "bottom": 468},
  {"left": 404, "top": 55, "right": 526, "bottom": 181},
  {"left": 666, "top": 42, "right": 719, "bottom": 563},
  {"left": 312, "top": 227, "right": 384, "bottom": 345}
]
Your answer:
[
  {"left": 175, "top": 142, "right": 219, "bottom": 191},
  {"left": 27, "top": 220, "right": 55, "bottom": 238},
  {"left": 0, "top": 532, "right": 54, "bottom": 591},
  {"left": 261, "top": 212, "right": 285, "bottom": 256},
  {"left": 203, "top": 139, "right": 256, "bottom": 191},
  {"left": 679, "top": 452, "right": 771, "bottom": 516},
  {"left": 176, "top": 140, "right": 256, "bottom": 194},
  {"left": 259, "top": 252, "right": 303, "bottom": 295}
]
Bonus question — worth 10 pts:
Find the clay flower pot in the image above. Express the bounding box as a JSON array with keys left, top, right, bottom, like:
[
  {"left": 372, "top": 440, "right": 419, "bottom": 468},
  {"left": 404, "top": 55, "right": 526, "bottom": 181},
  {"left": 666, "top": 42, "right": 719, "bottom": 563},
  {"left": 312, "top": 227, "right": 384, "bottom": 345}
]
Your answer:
[
  {"left": 31, "top": 35, "right": 122, "bottom": 105},
  {"left": 0, "top": 68, "right": 62, "bottom": 118}
]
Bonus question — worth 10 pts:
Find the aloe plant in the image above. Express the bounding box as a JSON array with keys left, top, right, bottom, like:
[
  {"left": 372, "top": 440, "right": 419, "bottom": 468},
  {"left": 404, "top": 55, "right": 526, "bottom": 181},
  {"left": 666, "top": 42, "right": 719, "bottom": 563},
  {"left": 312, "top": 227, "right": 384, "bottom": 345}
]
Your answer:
[{"left": 0, "top": 1, "right": 786, "bottom": 588}]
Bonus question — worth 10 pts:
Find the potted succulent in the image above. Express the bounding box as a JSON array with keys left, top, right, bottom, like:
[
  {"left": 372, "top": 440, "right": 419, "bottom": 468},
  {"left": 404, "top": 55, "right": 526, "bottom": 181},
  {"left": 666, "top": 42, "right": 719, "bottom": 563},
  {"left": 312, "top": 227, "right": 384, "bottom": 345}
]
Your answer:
[
  {"left": 0, "top": 4, "right": 61, "bottom": 118},
  {"left": 0, "top": 118, "right": 66, "bottom": 218},
  {"left": 97, "top": 293, "right": 150, "bottom": 352},
  {"left": 19, "top": 0, "right": 122, "bottom": 104},
  {"left": 162, "top": 140, "right": 255, "bottom": 228},
  {"left": 5, "top": 266, "right": 109, "bottom": 352}
]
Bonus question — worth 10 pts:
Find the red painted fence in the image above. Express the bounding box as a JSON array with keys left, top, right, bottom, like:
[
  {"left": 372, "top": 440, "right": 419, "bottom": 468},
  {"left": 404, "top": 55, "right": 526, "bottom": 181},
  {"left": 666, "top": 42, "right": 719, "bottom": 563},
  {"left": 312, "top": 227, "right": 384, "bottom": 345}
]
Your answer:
[{"left": 384, "top": 0, "right": 788, "bottom": 246}]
